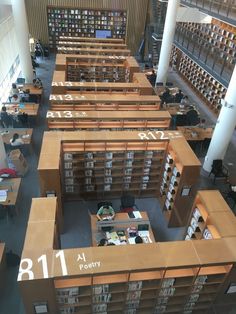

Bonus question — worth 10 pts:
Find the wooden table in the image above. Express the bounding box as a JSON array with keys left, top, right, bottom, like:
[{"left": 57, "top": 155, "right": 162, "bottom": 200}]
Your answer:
[
  {"left": 0, "top": 128, "right": 33, "bottom": 145},
  {"left": 0, "top": 178, "right": 21, "bottom": 207},
  {"left": 90, "top": 211, "right": 155, "bottom": 246},
  {"left": 20, "top": 84, "right": 43, "bottom": 96},
  {"left": 177, "top": 126, "right": 213, "bottom": 141},
  {"left": 1, "top": 103, "right": 39, "bottom": 117}
]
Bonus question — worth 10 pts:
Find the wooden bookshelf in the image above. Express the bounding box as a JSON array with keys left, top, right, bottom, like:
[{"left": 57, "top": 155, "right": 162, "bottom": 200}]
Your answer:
[
  {"left": 159, "top": 138, "right": 201, "bottom": 227},
  {"left": 57, "top": 41, "right": 127, "bottom": 49},
  {"left": 47, "top": 7, "right": 127, "bottom": 50},
  {"left": 59, "top": 36, "right": 124, "bottom": 43},
  {"left": 54, "top": 54, "right": 139, "bottom": 82},
  {"left": 185, "top": 190, "right": 236, "bottom": 241},
  {"left": 51, "top": 71, "right": 153, "bottom": 95},
  {"left": 46, "top": 110, "right": 171, "bottom": 130},
  {"left": 171, "top": 46, "right": 227, "bottom": 116},
  {"left": 57, "top": 46, "right": 131, "bottom": 56},
  {"left": 37, "top": 131, "right": 200, "bottom": 229},
  {"left": 18, "top": 198, "right": 236, "bottom": 314},
  {"left": 49, "top": 94, "right": 161, "bottom": 111}
]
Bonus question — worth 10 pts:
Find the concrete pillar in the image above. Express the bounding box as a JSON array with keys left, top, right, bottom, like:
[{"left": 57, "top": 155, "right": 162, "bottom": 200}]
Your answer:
[
  {"left": 11, "top": 0, "right": 34, "bottom": 83},
  {"left": 0, "top": 136, "right": 8, "bottom": 169},
  {"left": 203, "top": 64, "right": 236, "bottom": 172},
  {"left": 156, "top": 0, "right": 180, "bottom": 86}
]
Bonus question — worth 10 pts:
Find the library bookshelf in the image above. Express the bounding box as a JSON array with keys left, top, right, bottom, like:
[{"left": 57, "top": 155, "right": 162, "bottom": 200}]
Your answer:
[
  {"left": 18, "top": 196, "right": 236, "bottom": 314},
  {"left": 37, "top": 131, "right": 200, "bottom": 227},
  {"left": 54, "top": 54, "right": 139, "bottom": 82},
  {"left": 46, "top": 110, "right": 171, "bottom": 131},
  {"left": 51, "top": 71, "right": 154, "bottom": 95},
  {"left": 57, "top": 46, "right": 131, "bottom": 56},
  {"left": 171, "top": 46, "right": 227, "bottom": 116},
  {"left": 47, "top": 7, "right": 127, "bottom": 50},
  {"left": 49, "top": 94, "right": 161, "bottom": 111}
]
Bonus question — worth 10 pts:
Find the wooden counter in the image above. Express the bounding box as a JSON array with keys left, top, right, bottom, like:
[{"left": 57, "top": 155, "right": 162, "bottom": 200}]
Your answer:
[
  {"left": 22, "top": 84, "right": 43, "bottom": 96},
  {"left": 0, "top": 128, "right": 33, "bottom": 145},
  {"left": 59, "top": 36, "right": 124, "bottom": 43}
]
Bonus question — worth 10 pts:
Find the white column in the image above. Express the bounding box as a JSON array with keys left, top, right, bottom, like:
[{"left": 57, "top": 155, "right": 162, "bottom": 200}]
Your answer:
[
  {"left": 11, "top": 0, "right": 33, "bottom": 83},
  {"left": 156, "top": 0, "right": 180, "bottom": 85},
  {"left": 203, "top": 65, "right": 236, "bottom": 172},
  {"left": 0, "top": 136, "right": 8, "bottom": 169}
]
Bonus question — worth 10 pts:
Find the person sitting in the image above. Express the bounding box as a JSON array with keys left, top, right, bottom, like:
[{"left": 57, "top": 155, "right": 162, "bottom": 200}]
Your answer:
[
  {"left": 96, "top": 204, "right": 115, "bottom": 221},
  {"left": 9, "top": 83, "right": 19, "bottom": 101},
  {"left": 33, "top": 78, "right": 43, "bottom": 89},
  {"left": 0, "top": 106, "right": 13, "bottom": 128},
  {"left": 175, "top": 89, "right": 184, "bottom": 103},
  {"left": 10, "top": 94, "right": 21, "bottom": 103},
  {"left": 198, "top": 118, "right": 206, "bottom": 128},
  {"left": 98, "top": 238, "right": 108, "bottom": 246},
  {"left": 135, "top": 236, "right": 143, "bottom": 244},
  {"left": 147, "top": 70, "right": 157, "bottom": 87},
  {"left": 10, "top": 133, "right": 24, "bottom": 147},
  {"left": 180, "top": 95, "right": 189, "bottom": 108},
  {"left": 160, "top": 87, "right": 171, "bottom": 105}
]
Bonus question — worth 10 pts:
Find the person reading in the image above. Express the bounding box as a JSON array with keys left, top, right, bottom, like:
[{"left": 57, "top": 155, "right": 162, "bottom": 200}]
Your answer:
[
  {"left": 96, "top": 204, "right": 115, "bottom": 221},
  {"left": 10, "top": 133, "right": 24, "bottom": 147}
]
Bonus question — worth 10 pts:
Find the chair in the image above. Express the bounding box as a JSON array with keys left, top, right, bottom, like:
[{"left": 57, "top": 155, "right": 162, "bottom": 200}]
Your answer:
[
  {"left": 120, "top": 194, "right": 138, "bottom": 213},
  {"left": 209, "top": 159, "right": 229, "bottom": 183}
]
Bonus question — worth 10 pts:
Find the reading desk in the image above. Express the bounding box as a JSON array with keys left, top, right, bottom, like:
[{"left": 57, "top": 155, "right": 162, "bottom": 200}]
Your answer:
[
  {"left": 0, "top": 178, "right": 21, "bottom": 210},
  {"left": 90, "top": 211, "right": 155, "bottom": 246},
  {"left": 0, "top": 128, "right": 33, "bottom": 145}
]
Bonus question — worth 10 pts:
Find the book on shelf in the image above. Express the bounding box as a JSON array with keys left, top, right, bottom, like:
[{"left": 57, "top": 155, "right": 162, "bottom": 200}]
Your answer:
[
  {"left": 123, "top": 183, "right": 130, "bottom": 190},
  {"left": 142, "top": 176, "right": 149, "bottom": 183},
  {"left": 145, "top": 150, "right": 153, "bottom": 158},
  {"left": 156, "top": 297, "right": 169, "bottom": 305},
  {"left": 85, "top": 169, "right": 93, "bottom": 176},
  {"left": 57, "top": 287, "right": 79, "bottom": 296},
  {"left": 105, "top": 152, "right": 113, "bottom": 159},
  {"left": 203, "top": 228, "right": 213, "bottom": 239},
  {"left": 64, "top": 162, "right": 73, "bottom": 169},
  {"left": 189, "top": 293, "right": 199, "bottom": 302},
  {"left": 86, "top": 185, "right": 95, "bottom": 192},
  {"left": 124, "top": 176, "right": 131, "bottom": 183},
  {"left": 65, "top": 178, "right": 74, "bottom": 185},
  {"left": 190, "top": 217, "right": 198, "bottom": 231},
  {"left": 93, "top": 284, "right": 109, "bottom": 294},
  {"left": 161, "top": 278, "right": 175, "bottom": 288},
  {"left": 126, "top": 151, "right": 134, "bottom": 159},
  {"left": 125, "top": 168, "right": 132, "bottom": 175},
  {"left": 126, "top": 160, "right": 133, "bottom": 167},
  {"left": 140, "top": 183, "right": 147, "bottom": 190},
  {"left": 65, "top": 170, "right": 73, "bottom": 177},
  {"left": 65, "top": 186, "right": 74, "bottom": 193},
  {"left": 105, "top": 160, "right": 112, "bottom": 168},
  {"left": 192, "top": 285, "right": 203, "bottom": 293},
  {"left": 105, "top": 168, "right": 111, "bottom": 176},
  {"left": 195, "top": 275, "right": 207, "bottom": 284},
  {"left": 85, "top": 152, "right": 93, "bottom": 160},
  {"left": 85, "top": 161, "right": 94, "bottom": 168},
  {"left": 187, "top": 226, "right": 194, "bottom": 237},
  {"left": 85, "top": 177, "right": 92, "bottom": 185},
  {"left": 159, "top": 287, "right": 175, "bottom": 296},
  {"left": 154, "top": 305, "right": 167, "bottom": 313},
  {"left": 64, "top": 153, "right": 73, "bottom": 161},
  {"left": 104, "top": 177, "right": 112, "bottom": 184},
  {"left": 144, "top": 159, "right": 152, "bottom": 167},
  {"left": 143, "top": 167, "right": 150, "bottom": 175},
  {"left": 126, "top": 290, "right": 141, "bottom": 301}
]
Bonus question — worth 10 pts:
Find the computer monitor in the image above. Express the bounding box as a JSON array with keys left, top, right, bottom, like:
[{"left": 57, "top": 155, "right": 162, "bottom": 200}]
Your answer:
[
  {"left": 16, "top": 78, "right": 26, "bottom": 85},
  {"left": 95, "top": 30, "right": 112, "bottom": 38}
]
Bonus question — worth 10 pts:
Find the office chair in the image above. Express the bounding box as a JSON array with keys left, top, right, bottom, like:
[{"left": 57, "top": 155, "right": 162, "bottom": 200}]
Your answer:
[
  {"left": 208, "top": 159, "right": 229, "bottom": 183},
  {"left": 120, "top": 194, "right": 138, "bottom": 213}
]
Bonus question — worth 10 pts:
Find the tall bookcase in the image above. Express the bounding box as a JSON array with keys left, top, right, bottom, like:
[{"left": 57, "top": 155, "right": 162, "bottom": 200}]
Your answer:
[
  {"left": 18, "top": 197, "right": 236, "bottom": 314},
  {"left": 47, "top": 7, "right": 127, "bottom": 50},
  {"left": 171, "top": 46, "right": 227, "bottom": 115}
]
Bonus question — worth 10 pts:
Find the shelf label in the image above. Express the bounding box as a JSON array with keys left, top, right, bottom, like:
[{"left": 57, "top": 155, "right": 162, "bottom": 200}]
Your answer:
[
  {"left": 18, "top": 250, "right": 101, "bottom": 281},
  {"left": 46, "top": 111, "right": 87, "bottom": 118},
  {"left": 138, "top": 131, "right": 183, "bottom": 140},
  {"left": 50, "top": 94, "right": 86, "bottom": 101}
]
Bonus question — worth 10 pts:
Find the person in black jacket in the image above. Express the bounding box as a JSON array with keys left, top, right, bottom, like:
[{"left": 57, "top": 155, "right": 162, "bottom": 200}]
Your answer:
[
  {"left": 0, "top": 106, "right": 12, "bottom": 128},
  {"left": 175, "top": 89, "right": 184, "bottom": 103}
]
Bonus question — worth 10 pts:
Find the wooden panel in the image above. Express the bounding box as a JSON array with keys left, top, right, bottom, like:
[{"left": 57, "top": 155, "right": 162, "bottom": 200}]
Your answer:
[{"left": 24, "top": 0, "right": 149, "bottom": 54}]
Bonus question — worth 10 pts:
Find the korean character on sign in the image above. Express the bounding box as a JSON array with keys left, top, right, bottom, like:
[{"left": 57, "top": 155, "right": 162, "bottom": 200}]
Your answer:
[{"left": 77, "top": 252, "right": 86, "bottom": 262}]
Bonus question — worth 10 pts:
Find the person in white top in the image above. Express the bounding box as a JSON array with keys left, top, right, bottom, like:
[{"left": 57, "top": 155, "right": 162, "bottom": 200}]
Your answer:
[{"left": 10, "top": 133, "right": 24, "bottom": 147}]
